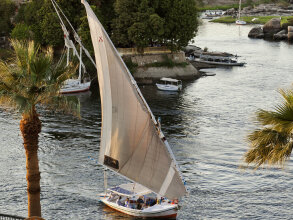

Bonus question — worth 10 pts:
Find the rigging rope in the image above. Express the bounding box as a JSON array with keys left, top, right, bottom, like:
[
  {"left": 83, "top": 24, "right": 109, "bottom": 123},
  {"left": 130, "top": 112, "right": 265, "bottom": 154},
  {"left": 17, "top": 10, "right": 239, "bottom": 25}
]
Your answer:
[{"left": 51, "top": 0, "right": 96, "bottom": 69}]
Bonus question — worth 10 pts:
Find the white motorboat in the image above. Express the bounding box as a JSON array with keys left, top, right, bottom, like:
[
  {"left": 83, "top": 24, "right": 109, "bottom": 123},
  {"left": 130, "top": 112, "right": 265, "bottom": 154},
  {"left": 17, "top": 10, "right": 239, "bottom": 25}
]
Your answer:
[
  {"left": 193, "top": 54, "right": 246, "bottom": 67},
  {"left": 203, "top": 10, "right": 224, "bottom": 19},
  {"left": 156, "top": 77, "right": 182, "bottom": 91},
  {"left": 236, "top": 0, "right": 246, "bottom": 25},
  {"left": 82, "top": 0, "right": 187, "bottom": 218}
]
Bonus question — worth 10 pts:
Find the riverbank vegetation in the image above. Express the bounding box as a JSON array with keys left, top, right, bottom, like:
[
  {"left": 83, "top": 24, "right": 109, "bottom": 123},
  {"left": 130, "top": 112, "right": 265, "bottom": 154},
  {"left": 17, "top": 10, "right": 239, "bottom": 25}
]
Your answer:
[
  {"left": 6, "top": 0, "right": 198, "bottom": 52},
  {"left": 211, "top": 16, "right": 293, "bottom": 24},
  {"left": 198, "top": 0, "right": 292, "bottom": 11}
]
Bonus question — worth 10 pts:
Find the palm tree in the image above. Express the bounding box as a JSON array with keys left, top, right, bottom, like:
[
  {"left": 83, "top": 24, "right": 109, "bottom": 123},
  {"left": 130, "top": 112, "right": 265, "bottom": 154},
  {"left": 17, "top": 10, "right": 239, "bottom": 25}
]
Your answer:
[
  {"left": 245, "top": 89, "right": 293, "bottom": 168},
  {"left": 0, "top": 40, "right": 79, "bottom": 218}
]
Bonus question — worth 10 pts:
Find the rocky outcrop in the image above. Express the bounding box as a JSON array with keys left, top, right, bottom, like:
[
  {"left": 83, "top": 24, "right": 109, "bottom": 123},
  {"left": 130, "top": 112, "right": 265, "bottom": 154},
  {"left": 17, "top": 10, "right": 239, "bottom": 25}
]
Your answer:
[
  {"left": 248, "top": 26, "right": 264, "bottom": 39},
  {"left": 288, "top": 26, "right": 293, "bottom": 41},
  {"left": 240, "top": 4, "right": 293, "bottom": 16},
  {"left": 273, "top": 30, "right": 288, "bottom": 40},
  {"left": 225, "top": 8, "right": 237, "bottom": 16},
  {"left": 263, "top": 18, "right": 282, "bottom": 38}
]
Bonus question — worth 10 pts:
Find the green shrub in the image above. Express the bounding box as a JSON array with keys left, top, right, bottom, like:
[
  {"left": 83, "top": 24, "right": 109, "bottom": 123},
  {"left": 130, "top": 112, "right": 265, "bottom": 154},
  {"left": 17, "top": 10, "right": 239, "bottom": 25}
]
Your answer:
[{"left": 11, "top": 23, "right": 31, "bottom": 41}]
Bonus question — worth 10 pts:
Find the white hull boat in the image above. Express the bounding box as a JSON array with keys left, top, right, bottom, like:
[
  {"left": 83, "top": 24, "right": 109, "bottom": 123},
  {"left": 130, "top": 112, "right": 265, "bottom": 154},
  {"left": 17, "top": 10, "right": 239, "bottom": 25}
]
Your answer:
[
  {"left": 101, "top": 198, "right": 178, "bottom": 218},
  {"left": 236, "top": 0, "right": 246, "bottom": 25},
  {"left": 99, "top": 183, "right": 179, "bottom": 218},
  {"left": 156, "top": 77, "right": 182, "bottom": 91},
  {"left": 236, "top": 20, "right": 246, "bottom": 25},
  {"left": 51, "top": 0, "right": 96, "bottom": 95},
  {"left": 193, "top": 55, "right": 245, "bottom": 67},
  {"left": 60, "top": 79, "right": 90, "bottom": 94}
]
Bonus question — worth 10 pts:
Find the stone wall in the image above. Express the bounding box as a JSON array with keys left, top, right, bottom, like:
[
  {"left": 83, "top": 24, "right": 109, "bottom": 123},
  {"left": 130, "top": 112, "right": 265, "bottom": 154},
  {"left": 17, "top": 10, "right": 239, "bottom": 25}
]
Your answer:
[
  {"left": 117, "top": 47, "right": 200, "bottom": 84},
  {"left": 122, "top": 51, "right": 186, "bottom": 66}
]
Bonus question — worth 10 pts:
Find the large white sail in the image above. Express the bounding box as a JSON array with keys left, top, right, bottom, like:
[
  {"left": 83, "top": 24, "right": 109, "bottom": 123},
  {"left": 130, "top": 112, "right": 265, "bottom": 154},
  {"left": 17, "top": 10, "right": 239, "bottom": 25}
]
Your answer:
[{"left": 82, "top": 0, "right": 187, "bottom": 199}]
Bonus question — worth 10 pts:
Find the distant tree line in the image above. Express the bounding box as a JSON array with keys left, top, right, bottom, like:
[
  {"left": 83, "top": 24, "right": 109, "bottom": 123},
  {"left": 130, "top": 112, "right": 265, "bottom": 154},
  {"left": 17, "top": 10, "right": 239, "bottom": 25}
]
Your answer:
[{"left": 5, "top": 0, "right": 198, "bottom": 52}]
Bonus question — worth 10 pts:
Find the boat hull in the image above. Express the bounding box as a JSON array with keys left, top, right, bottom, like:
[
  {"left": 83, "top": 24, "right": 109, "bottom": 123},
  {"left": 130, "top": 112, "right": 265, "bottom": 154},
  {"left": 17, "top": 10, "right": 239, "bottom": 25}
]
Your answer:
[
  {"left": 100, "top": 198, "right": 178, "bottom": 219},
  {"left": 236, "top": 20, "right": 246, "bottom": 25},
  {"left": 194, "top": 59, "right": 245, "bottom": 67},
  {"left": 60, "top": 81, "right": 91, "bottom": 94},
  {"left": 156, "top": 84, "right": 181, "bottom": 91}
]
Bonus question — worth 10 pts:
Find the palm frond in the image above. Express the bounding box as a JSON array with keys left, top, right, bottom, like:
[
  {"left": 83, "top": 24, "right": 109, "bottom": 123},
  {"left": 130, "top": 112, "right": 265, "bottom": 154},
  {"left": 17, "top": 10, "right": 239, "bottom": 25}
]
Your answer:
[
  {"left": 245, "top": 88, "right": 293, "bottom": 168},
  {"left": 0, "top": 40, "right": 79, "bottom": 118}
]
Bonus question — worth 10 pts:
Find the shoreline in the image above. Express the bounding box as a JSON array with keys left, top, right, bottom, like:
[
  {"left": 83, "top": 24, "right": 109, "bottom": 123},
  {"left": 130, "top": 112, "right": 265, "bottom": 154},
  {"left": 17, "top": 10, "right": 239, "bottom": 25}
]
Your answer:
[{"left": 210, "top": 15, "right": 293, "bottom": 24}]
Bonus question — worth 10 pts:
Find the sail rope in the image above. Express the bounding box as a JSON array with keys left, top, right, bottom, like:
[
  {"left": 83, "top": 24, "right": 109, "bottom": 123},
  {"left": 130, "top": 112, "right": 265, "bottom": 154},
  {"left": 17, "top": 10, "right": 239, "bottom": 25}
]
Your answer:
[{"left": 51, "top": 0, "right": 96, "bottom": 69}]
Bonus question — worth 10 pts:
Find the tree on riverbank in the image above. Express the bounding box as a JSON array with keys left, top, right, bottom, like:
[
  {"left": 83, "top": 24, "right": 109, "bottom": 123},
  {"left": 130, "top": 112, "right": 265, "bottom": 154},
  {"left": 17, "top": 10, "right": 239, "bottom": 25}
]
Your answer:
[
  {"left": 112, "top": 0, "right": 198, "bottom": 51},
  {"left": 245, "top": 89, "right": 293, "bottom": 168},
  {"left": 0, "top": 40, "right": 79, "bottom": 218},
  {"left": 14, "top": 0, "right": 113, "bottom": 47}
]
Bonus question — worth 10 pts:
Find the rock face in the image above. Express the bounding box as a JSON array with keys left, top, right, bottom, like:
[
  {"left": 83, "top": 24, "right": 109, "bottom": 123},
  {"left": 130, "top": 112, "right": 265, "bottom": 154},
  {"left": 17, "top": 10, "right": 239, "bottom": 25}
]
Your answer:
[
  {"left": 263, "top": 18, "right": 282, "bottom": 38},
  {"left": 273, "top": 30, "right": 288, "bottom": 40},
  {"left": 240, "top": 4, "right": 293, "bottom": 16},
  {"left": 225, "top": 8, "right": 237, "bottom": 16},
  {"left": 288, "top": 26, "right": 293, "bottom": 41},
  {"left": 248, "top": 26, "right": 264, "bottom": 39}
]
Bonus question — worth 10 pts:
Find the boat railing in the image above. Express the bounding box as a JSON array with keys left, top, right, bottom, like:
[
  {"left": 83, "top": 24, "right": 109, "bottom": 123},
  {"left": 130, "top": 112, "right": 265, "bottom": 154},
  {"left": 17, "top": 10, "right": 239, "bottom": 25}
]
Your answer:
[
  {"left": 0, "top": 213, "right": 25, "bottom": 220},
  {"left": 199, "top": 54, "right": 237, "bottom": 63}
]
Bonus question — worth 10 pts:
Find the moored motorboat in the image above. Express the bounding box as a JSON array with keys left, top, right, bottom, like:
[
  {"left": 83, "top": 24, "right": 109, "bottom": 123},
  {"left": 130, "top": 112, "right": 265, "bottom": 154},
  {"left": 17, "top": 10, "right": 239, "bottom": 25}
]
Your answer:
[
  {"left": 156, "top": 77, "right": 182, "bottom": 91},
  {"left": 193, "top": 54, "right": 246, "bottom": 67}
]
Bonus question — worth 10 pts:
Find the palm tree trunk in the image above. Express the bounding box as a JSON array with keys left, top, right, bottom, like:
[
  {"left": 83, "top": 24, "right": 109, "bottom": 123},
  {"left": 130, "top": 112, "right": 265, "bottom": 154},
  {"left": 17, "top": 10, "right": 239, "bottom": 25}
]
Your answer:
[{"left": 20, "top": 110, "right": 42, "bottom": 218}]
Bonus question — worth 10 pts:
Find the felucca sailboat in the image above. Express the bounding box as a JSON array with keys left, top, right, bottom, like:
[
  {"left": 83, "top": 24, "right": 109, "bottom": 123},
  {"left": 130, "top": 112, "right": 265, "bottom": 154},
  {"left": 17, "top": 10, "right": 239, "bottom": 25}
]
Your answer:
[
  {"left": 236, "top": 0, "right": 246, "bottom": 25},
  {"left": 81, "top": 0, "right": 187, "bottom": 218}
]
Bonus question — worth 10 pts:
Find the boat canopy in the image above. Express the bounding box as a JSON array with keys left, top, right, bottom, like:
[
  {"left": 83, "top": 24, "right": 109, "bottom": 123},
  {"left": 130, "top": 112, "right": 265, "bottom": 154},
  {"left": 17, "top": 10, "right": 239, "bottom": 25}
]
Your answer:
[
  {"left": 108, "top": 183, "right": 152, "bottom": 197},
  {"left": 160, "top": 78, "right": 181, "bottom": 83}
]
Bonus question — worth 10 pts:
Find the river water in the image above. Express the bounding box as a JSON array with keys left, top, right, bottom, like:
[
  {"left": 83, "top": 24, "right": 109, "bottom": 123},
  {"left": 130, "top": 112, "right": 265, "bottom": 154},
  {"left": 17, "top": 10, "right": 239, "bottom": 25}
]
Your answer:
[{"left": 1, "top": 20, "right": 293, "bottom": 219}]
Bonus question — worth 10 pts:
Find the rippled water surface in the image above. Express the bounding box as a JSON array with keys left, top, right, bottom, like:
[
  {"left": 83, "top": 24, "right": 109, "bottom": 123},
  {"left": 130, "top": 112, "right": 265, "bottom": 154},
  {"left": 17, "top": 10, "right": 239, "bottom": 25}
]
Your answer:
[{"left": 1, "top": 20, "right": 293, "bottom": 219}]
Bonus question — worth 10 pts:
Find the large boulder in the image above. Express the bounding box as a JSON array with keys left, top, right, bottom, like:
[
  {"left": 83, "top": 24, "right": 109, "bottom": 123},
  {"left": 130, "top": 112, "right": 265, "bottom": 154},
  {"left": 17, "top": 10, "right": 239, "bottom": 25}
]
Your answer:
[
  {"left": 263, "top": 18, "right": 282, "bottom": 38},
  {"left": 225, "top": 8, "right": 236, "bottom": 16},
  {"left": 248, "top": 26, "right": 264, "bottom": 39},
  {"left": 273, "top": 30, "right": 287, "bottom": 40},
  {"left": 288, "top": 26, "right": 293, "bottom": 41}
]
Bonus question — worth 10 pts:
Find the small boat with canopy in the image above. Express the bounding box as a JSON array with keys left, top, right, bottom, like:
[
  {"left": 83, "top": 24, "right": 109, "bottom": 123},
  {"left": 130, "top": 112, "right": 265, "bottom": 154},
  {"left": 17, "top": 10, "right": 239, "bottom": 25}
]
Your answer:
[
  {"left": 82, "top": 0, "right": 187, "bottom": 218},
  {"left": 156, "top": 77, "right": 182, "bottom": 91}
]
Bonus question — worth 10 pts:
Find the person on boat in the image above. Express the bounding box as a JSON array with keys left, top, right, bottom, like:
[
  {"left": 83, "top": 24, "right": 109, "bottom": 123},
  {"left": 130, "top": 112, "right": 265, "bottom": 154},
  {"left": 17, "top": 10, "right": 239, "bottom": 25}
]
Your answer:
[
  {"left": 158, "top": 197, "right": 165, "bottom": 204},
  {"left": 137, "top": 196, "right": 144, "bottom": 204},
  {"left": 116, "top": 196, "right": 122, "bottom": 206},
  {"left": 124, "top": 198, "right": 131, "bottom": 208},
  {"left": 136, "top": 196, "right": 144, "bottom": 210},
  {"left": 107, "top": 192, "right": 117, "bottom": 202}
]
